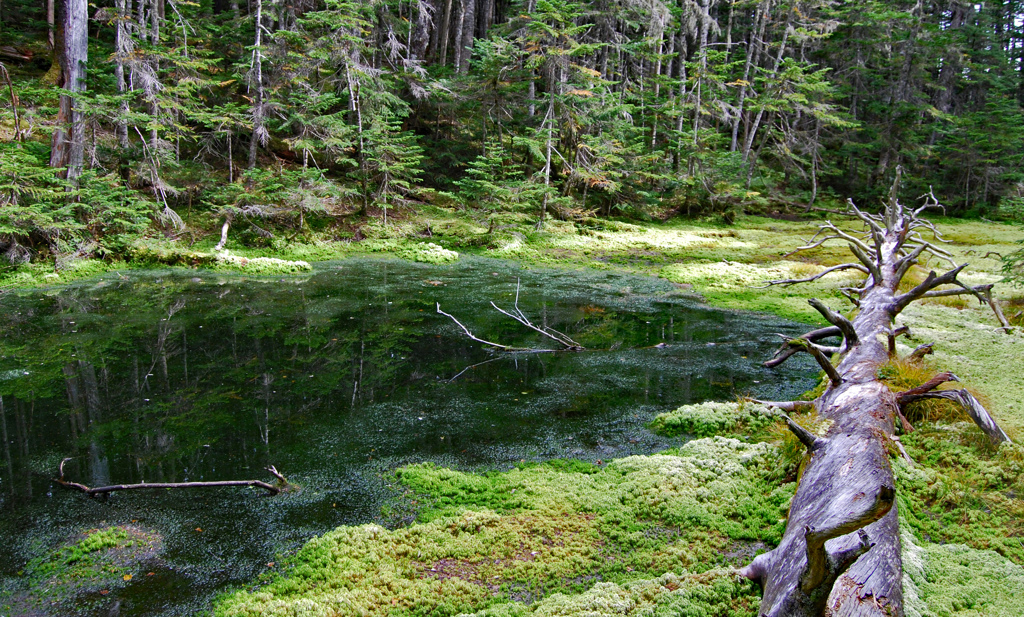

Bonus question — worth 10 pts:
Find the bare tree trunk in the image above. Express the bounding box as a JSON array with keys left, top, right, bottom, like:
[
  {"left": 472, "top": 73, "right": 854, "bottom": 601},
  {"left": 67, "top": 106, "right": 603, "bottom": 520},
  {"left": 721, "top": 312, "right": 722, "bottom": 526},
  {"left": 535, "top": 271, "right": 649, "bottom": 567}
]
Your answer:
[
  {"left": 538, "top": 92, "right": 554, "bottom": 227},
  {"left": 114, "top": 0, "right": 130, "bottom": 148},
  {"left": 47, "top": 0, "right": 56, "bottom": 48},
  {"left": 248, "top": 0, "right": 265, "bottom": 170},
  {"left": 437, "top": 0, "right": 453, "bottom": 65},
  {"left": 745, "top": 171, "right": 1011, "bottom": 616},
  {"left": 50, "top": 0, "right": 89, "bottom": 183},
  {"left": 458, "top": 0, "right": 476, "bottom": 73}
]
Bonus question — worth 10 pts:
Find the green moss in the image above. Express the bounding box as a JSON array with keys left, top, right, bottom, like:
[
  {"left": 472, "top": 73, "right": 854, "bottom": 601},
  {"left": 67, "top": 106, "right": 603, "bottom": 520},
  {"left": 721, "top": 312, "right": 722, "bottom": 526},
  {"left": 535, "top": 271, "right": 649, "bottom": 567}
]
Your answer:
[
  {"left": 650, "top": 401, "right": 776, "bottom": 438},
  {"left": 2, "top": 525, "right": 162, "bottom": 615},
  {"left": 896, "top": 435, "right": 1024, "bottom": 565},
  {"left": 214, "top": 439, "right": 788, "bottom": 617},
  {"left": 213, "top": 253, "right": 314, "bottom": 274},
  {"left": 902, "top": 524, "right": 1024, "bottom": 617}
]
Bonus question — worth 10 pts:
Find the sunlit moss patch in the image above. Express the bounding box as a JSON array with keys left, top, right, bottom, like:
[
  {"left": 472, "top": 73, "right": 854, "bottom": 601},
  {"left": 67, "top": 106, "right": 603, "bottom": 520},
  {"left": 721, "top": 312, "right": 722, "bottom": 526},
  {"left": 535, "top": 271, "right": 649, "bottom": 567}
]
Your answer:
[
  {"left": 650, "top": 401, "right": 776, "bottom": 439},
  {"left": 214, "top": 439, "right": 790, "bottom": 617}
]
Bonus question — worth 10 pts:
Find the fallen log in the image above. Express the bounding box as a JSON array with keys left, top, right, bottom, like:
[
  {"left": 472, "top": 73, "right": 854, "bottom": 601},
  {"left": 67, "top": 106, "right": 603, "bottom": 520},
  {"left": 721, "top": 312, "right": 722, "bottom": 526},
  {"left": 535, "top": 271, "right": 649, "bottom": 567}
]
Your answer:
[
  {"left": 744, "top": 170, "right": 1011, "bottom": 617},
  {"left": 55, "top": 459, "right": 288, "bottom": 496}
]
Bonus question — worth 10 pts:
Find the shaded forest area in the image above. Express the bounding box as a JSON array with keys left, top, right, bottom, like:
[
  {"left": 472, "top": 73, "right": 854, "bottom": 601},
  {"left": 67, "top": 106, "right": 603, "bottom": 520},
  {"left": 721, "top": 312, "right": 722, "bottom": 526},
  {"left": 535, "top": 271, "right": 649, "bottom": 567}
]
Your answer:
[{"left": 3, "top": 0, "right": 1024, "bottom": 264}]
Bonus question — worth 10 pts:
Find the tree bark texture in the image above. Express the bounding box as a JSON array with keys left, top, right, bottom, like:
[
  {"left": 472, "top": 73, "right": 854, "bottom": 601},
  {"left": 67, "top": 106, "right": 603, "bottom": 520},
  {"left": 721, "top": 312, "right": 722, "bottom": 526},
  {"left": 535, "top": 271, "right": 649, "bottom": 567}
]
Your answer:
[
  {"left": 743, "top": 171, "right": 1011, "bottom": 616},
  {"left": 50, "top": 0, "right": 88, "bottom": 182}
]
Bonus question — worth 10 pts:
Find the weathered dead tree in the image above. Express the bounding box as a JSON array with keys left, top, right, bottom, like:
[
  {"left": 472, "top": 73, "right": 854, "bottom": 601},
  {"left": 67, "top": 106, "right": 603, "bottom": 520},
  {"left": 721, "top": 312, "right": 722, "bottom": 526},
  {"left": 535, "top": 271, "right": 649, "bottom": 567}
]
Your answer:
[
  {"left": 55, "top": 458, "right": 289, "bottom": 496},
  {"left": 741, "top": 170, "right": 1011, "bottom": 617}
]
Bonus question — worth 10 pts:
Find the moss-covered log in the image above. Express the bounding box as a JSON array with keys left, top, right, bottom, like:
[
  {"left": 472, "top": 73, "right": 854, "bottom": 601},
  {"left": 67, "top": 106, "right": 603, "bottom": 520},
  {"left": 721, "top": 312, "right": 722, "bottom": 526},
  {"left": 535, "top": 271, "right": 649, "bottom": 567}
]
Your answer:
[{"left": 743, "top": 171, "right": 1011, "bottom": 616}]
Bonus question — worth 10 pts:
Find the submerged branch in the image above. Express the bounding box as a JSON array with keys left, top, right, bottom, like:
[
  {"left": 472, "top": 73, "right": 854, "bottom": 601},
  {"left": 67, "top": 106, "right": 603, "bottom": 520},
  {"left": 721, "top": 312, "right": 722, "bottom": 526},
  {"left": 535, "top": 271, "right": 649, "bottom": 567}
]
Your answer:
[{"left": 56, "top": 458, "right": 286, "bottom": 496}]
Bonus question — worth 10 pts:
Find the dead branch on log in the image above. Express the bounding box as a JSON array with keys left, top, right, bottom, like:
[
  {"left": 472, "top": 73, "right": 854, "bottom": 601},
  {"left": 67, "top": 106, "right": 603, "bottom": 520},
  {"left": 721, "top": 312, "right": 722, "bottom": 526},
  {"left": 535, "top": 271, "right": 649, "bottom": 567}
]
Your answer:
[
  {"left": 757, "top": 263, "right": 868, "bottom": 288},
  {"left": 808, "top": 299, "right": 858, "bottom": 346},
  {"left": 894, "top": 372, "right": 959, "bottom": 401},
  {"left": 899, "top": 389, "right": 1011, "bottom": 445},
  {"left": 56, "top": 458, "right": 287, "bottom": 496},
  {"left": 781, "top": 413, "right": 827, "bottom": 451},
  {"left": 887, "top": 325, "right": 911, "bottom": 355},
  {"left": 907, "top": 342, "right": 933, "bottom": 362},
  {"left": 764, "top": 326, "right": 842, "bottom": 368},
  {"left": 438, "top": 279, "right": 583, "bottom": 352},
  {"left": 781, "top": 337, "right": 843, "bottom": 386}
]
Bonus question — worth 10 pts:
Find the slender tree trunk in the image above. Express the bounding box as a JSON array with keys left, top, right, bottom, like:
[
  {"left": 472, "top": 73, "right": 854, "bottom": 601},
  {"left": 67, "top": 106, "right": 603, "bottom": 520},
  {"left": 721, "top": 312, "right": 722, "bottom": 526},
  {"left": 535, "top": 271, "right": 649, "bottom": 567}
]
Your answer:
[
  {"left": 248, "top": 0, "right": 265, "bottom": 170},
  {"left": 453, "top": 0, "right": 466, "bottom": 70},
  {"left": 114, "top": 0, "right": 130, "bottom": 149},
  {"left": 458, "top": 0, "right": 476, "bottom": 73},
  {"left": 50, "top": 0, "right": 89, "bottom": 184},
  {"left": 437, "top": 0, "right": 453, "bottom": 65},
  {"left": 538, "top": 92, "right": 554, "bottom": 226},
  {"left": 47, "top": 0, "right": 56, "bottom": 48}
]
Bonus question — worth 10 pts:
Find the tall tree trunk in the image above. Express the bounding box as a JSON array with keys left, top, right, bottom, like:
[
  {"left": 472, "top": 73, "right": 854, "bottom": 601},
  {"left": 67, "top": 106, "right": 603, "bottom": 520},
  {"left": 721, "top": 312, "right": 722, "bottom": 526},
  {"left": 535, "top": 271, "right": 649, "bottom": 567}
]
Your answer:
[
  {"left": 437, "top": 0, "right": 453, "bottom": 65},
  {"left": 248, "top": 0, "right": 265, "bottom": 170},
  {"left": 47, "top": 0, "right": 56, "bottom": 48},
  {"left": 458, "top": 0, "right": 476, "bottom": 73},
  {"left": 49, "top": 0, "right": 89, "bottom": 184},
  {"left": 114, "top": 0, "right": 130, "bottom": 149}
]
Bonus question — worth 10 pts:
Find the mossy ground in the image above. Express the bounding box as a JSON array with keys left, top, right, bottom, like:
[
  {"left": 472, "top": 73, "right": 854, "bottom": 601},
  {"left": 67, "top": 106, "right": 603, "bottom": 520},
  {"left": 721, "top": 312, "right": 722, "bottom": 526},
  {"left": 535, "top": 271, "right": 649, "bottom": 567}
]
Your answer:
[
  {"left": 5, "top": 208, "right": 1023, "bottom": 616},
  {"left": 215, "top": 438, "right": 784, "bottom": 617},
  {"left": 1, "top": 525, "right": 162, "bottom": 616}
]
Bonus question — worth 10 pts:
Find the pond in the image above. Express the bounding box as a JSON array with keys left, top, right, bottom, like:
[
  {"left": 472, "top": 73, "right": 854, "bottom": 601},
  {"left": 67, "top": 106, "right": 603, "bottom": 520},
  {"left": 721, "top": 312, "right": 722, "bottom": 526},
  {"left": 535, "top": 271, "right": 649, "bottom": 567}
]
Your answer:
[{"left": 0, "top": 257, "right": 817, "bottom": 616}]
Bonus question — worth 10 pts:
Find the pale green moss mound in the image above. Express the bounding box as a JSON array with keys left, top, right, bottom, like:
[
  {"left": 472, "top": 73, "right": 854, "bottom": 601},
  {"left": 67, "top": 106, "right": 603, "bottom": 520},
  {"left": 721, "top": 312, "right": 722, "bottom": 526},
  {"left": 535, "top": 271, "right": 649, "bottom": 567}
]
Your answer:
[
  {"left": 405, "top": 242, "right": 460, "bottom": 264},
  {"left": 214, "top": 438, "right": 787, "bottom": 617},
  {"left": 903, "top": 526, "right": 1024, "bottom": 617},
  {"left": 356, "top": 240, "right": 460, "bottom": 264},
  {"left": 650, "top": 401, "right": 775, "bottom": 438},
  {"left": 456, "top": 571, "right": 757, "bottom": 617},
  {"left": 215, "top": 253, "right": 313, "bottom": 273}
]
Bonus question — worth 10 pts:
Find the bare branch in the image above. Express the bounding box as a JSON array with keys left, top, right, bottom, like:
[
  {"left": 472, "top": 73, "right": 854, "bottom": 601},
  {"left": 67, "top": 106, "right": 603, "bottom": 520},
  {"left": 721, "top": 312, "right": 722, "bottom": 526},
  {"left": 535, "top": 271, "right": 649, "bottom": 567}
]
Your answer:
[
  {"left": 781, "top": 413, "right": 828, "bottom": 451},
  {"left": 893, "top": 243, "right": 928, "bottom": 285},
  {"left": 808, "top": 299, "right": 858, "bottom": 346},
  {"left": 763, "top": 327, "right": 842, "bottom": 368},
  {"left": 898, "top": 389, "right": 1011, "bottom": 445},
  {"left": 757, "top": 263, "right": 868, "bottom": 288},
  {"left": 894, "top": 372, "right": 958, "bottom": 403},
  {"left": 891, "top": 264, "right": 969, "bottom": 315},
  {"left": 55, "top": 463, "right": 285, "bottom": 496},
  {"left": 845, "top": 198, "right": 884, "bottom": 234},
  {"left": 907, "top": 343, "right": 934, "bottom": 362},
  {"left": 887, "top": 325, "right": 911, "bottom": 355},
  {"left": 437, "top": 303, "right": 525, "bottom": 351},
  {"left": 489, "top": 302, "right": 582, "bottom": 349},
  {"left": 783, "top": 338, "right": 843, "bottom": 386},
  {"left": 848, "top": 243, "right": 883, "bottom": 284}
]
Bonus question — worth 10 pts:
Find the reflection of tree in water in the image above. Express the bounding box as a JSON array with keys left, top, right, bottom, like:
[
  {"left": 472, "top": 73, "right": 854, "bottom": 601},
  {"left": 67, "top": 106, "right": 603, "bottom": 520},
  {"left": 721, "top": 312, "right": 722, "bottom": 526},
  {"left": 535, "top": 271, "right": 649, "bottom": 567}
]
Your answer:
[{"left": 0, "top": 264, "right": 813, "bottom": 522}]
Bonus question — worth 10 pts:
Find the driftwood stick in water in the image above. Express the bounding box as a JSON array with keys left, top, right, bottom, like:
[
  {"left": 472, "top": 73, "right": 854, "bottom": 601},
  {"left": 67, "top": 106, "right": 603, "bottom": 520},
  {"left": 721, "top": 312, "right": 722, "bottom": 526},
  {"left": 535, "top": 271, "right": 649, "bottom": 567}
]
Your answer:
[{"left": 56, "top": 458, "right": 286, "bottom": 496}]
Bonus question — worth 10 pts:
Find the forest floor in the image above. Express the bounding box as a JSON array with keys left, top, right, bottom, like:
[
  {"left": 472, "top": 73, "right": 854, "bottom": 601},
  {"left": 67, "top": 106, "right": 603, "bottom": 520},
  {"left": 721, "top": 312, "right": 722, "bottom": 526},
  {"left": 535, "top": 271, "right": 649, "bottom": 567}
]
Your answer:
[{"left": 4, "top": 208, "right": 1024, "bottom": 616}]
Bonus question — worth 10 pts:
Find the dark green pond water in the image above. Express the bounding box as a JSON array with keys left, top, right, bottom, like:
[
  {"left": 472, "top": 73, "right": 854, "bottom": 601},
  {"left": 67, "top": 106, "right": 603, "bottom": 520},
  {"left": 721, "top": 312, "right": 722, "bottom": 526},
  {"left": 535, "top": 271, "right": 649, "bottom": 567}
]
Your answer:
[{"left": 0, "top": 257, "right": 817, "bottom": 616}]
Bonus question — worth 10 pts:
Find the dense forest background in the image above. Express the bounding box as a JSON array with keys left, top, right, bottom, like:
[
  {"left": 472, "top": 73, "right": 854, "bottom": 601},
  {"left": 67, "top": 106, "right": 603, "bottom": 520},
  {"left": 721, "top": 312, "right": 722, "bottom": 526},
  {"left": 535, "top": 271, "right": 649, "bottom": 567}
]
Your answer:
[{"left": 3, "top": 0, "right": 1024, "bottom": 263}]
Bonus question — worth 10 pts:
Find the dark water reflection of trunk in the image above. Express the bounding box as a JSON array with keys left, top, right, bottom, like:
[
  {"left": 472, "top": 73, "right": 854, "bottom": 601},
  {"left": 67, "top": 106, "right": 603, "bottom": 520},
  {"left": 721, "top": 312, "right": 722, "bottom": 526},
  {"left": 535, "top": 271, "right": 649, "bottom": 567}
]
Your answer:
[{"left": 0, "top": 257, "right": 817, "bottom": 617}]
